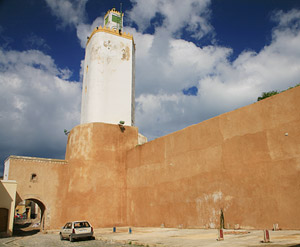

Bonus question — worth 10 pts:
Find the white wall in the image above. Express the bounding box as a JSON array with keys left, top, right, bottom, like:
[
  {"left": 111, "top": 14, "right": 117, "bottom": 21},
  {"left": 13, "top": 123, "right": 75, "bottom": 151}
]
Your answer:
[
  {"left": 0, "top": 180, "right": 17, "bottom": 236},
  {"left": 3, "top": 159, "right": 9, "bottom": 181},
  {"left": 81, "top": 31, "right": 135, "bottom": 126}
]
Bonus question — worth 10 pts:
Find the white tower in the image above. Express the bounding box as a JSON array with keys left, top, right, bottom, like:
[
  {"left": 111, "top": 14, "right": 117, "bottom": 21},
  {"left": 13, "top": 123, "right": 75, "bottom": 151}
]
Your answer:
[{"left": 80, "top": 8, "right": 135, "bottom": 126}]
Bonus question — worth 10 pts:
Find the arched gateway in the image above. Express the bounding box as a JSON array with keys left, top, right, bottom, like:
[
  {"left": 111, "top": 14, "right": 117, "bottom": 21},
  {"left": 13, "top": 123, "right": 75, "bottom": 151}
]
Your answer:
[
  {"left": 16, "top": 197, "right": 46, "bottom": 231},
  {"left": 4, "top": 156, "right": 67, "bottom": 230}
]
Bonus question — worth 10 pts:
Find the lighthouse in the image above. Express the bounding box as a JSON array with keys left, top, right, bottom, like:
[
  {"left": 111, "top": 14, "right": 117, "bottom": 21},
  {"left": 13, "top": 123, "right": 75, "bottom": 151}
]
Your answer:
[{"left": 80, "top": 8, "right": 135, "bottom": 126}]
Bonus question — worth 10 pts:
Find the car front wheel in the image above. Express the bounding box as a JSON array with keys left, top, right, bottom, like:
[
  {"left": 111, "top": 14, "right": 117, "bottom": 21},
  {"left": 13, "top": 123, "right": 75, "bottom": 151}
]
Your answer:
[{"left": 60, "top": 233, "right": 63, "bottom": 240}]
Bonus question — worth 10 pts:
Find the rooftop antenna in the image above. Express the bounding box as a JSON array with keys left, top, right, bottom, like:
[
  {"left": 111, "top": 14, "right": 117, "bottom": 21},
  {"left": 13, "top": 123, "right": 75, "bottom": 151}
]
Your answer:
[{"left": 119, "top": 3, "right": 123, "bottom": 34}]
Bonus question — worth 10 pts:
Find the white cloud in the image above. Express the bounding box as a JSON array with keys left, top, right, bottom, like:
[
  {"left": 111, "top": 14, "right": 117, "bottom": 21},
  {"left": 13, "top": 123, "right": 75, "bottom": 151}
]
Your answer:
[
  {"left": 44, "top": 0, "right": 105, "bottom": 49},
  {"left": 0, "top": 49, "right": 81, "bottom": 161},
  {"left": 132, "top": 8, "right": 300, "bottom": 140},
  {"left": 27, "top": 2, "right": 300, "bottom": 143},
  {"left": 44, "top": 0, "right": 88, "bottom": 28},
  {"left": 53, "top": 2, "right": 300, "bottom": 141},
  {"left": 129, "top": 27, "right": 231, "bottom": 96},
  {"left": 271, "top": 9, "right": 300, "bottom": 30},
  {"left": 128, "top": 0, "right": 212, "bottom": 39},
  {"left": 2, "top": 2, "right": 300, "bottom": 170},
  {"left": 76, "top": 17, "right": 104, "bottom": 48}
]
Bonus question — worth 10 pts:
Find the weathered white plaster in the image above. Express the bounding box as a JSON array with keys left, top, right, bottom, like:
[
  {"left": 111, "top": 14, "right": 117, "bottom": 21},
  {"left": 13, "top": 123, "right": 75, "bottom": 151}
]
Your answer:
[
  {"left": 81, "top": 20, "right": 135, "bottom": 126},
  {"left": 138, "top": 133, "right": 147, "bottom": 145},
  {"left": 212, "top": 191, "right": 222, "bottom": 202}
]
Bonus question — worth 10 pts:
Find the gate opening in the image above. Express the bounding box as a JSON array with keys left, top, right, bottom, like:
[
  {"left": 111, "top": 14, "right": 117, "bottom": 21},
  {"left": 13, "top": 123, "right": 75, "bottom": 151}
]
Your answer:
[{"left": 14, "top": 198, "right": 46, "bottom": 236}]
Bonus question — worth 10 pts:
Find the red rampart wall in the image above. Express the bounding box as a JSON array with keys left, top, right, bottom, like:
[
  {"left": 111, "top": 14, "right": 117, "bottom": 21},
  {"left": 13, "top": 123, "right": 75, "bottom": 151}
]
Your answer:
[
  {"left": 126, "top": 86, "right": 300, "bottom": 229},
  {"left": 6, "top": 87, "right": 300, "bottom": 230}
]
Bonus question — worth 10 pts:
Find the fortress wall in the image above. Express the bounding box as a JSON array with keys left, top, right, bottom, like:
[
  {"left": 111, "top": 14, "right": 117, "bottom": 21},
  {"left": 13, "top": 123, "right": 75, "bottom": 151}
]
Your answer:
[
  {"left": 59, "top": 123, "right": 138, "bottom": 228},
  {"left": 6, "top": 123, "right": 138, "bottom": 230},
  {"left": 5, "top": 88, "right": 300, "bottom": 230},
  {"left": 126, "top": 86, "right": 300, "bottom": 229},
  {"left": 5, "top": 156, "right": 67, "bottom": 230}
]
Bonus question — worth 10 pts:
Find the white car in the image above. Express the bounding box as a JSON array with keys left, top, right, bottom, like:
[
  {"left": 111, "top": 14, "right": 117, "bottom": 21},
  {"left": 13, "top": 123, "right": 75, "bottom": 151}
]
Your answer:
[{"left": 60, "top": 221, "right": 94, "bottom": 242}]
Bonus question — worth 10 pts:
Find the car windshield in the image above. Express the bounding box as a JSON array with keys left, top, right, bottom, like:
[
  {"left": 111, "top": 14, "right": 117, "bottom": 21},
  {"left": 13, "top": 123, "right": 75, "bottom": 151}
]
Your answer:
[
  {"left": 74, "top": 222, "right": 90, "bottom": 228},
  {"left": 64, "top": 223, "right": 72, "bottom": 229}
]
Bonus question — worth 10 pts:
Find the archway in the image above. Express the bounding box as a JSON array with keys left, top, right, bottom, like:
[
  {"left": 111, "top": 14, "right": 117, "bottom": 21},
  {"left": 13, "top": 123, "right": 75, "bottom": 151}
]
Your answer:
[{"left": 14, "top": 198, "right": 46, "bottom": 236}]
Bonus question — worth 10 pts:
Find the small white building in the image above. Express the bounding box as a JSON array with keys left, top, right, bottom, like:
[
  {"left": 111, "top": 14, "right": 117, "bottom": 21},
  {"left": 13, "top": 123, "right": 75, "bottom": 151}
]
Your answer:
[{"left": 80, "top": 8, "right": 135, "bottom": 126}]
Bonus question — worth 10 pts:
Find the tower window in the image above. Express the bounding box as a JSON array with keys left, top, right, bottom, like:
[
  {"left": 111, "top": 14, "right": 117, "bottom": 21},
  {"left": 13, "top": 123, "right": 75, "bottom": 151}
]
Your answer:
[
  {"left": 112, "top": 15, "right": 121, "bottom": 23},
  {"left": 30, "top": 173, "right": 37, "bottom": 182}
]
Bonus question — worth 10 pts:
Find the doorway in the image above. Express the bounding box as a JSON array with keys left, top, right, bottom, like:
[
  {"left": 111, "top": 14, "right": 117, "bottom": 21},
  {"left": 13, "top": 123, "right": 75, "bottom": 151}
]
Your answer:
[{"left": 0, "top": 208, "right": 8, "bottom": 234}]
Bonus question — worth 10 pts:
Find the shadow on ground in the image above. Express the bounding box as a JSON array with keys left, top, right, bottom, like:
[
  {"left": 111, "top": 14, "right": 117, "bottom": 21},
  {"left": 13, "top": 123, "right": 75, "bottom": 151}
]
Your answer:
[{"left": 13, "top": 220, "right": 40, "bottom": 236}]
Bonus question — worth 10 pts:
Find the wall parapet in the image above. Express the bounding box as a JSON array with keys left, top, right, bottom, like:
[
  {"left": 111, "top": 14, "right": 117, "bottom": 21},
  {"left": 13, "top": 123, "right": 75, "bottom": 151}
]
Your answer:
[
  {"left": 86, "top": 26, "right": 134, "bottom": 46},
  {"left": 7, "top": 155, "right": 67, "bottom": 164},
  {"left": 104, "top": 8, "right": 124, "bottom": 19}
]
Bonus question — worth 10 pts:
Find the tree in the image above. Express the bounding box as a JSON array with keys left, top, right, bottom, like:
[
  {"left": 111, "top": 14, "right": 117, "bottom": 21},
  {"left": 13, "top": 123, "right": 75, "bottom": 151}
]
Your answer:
[
  {"left": 257, "top": 90, "right": 279, "bottom": 101},
  {"left": 257, "top": 83, "right": 300, "bottom": 102}
]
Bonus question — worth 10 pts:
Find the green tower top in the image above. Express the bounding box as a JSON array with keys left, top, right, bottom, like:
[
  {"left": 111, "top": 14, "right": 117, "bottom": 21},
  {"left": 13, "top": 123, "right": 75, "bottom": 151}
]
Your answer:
[{"left": 104, "top": 8, "right": 123, "bottom": 33}]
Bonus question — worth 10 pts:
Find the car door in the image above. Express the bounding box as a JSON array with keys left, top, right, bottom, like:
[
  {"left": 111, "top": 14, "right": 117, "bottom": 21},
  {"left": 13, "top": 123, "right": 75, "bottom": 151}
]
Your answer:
[{"left": 62, "top": 222, "right": 72, "bottom": 238}]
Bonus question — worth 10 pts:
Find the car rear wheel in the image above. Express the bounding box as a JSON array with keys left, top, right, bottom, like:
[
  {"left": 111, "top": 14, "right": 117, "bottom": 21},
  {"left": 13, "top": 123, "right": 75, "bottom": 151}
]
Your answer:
[{"left": 69, "top": 235, "right": 74, "bottom": 242}]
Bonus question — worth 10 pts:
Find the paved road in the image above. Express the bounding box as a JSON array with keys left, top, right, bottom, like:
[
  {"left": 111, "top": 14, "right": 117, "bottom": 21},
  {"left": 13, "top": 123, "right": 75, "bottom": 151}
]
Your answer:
[
  {"left": 95, "top": 227, "right": 300, "bottom": 247},
  {"left": 1, "top": 227, "right": 300, "bottom": 247},
  {"left": 0, "top": 233, "right": 131, "bottom": 247}
]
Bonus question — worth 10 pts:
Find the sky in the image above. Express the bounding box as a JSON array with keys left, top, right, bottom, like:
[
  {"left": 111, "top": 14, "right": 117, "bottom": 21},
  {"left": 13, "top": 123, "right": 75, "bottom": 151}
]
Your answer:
[{"left": 1, "top": 0, "right": 300, "bottom": 175}]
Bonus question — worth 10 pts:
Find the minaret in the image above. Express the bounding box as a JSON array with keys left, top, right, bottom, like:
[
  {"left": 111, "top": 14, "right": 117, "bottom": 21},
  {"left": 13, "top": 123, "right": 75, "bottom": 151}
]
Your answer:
[{"left": 80, "top": 8, "right": 135, "bottom": 126}]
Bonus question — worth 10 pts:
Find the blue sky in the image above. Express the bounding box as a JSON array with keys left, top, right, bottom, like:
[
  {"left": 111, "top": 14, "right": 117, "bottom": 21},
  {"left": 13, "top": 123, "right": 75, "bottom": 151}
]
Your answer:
[{"left": 1, "top": 0, "right": 300, "bottom": 175}]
